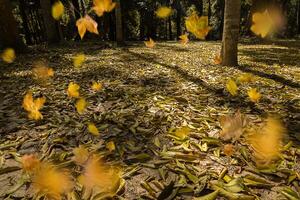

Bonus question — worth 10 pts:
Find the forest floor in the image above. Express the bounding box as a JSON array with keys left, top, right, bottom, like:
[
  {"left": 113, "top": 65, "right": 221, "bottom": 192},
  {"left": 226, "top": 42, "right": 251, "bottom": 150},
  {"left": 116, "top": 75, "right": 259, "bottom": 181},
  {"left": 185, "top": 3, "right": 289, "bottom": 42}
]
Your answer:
[{"left": 0, "top": 40, "right": 299, "bottom": 200}]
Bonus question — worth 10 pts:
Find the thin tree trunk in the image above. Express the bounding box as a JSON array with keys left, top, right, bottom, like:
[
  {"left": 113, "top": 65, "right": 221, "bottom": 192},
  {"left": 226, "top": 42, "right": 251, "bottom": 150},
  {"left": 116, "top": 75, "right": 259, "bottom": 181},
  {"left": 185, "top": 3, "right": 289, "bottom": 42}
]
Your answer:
[
  {"left": 140, "top": 10, "right": 145, "bottom": 40},
  {"left": 115, "top": 0, "right": 124, "bottom": 43},
  {"left": 168, "top": 17, "right": 172, "bottom": 40},
  {"left": 221, "top": 0, "right": 241, "bottom": 66},
  {"left": 298, "top": 0, "right": 300, "bottom": 34},
  {"left": 0, "top": 0, "right": 26, "bottom": 51},
  {"left": 175, "top": 0, "right": 182, "bottom": 38},
  {"left": 208, "top": 0, "right": 211, "bottom": 21}
]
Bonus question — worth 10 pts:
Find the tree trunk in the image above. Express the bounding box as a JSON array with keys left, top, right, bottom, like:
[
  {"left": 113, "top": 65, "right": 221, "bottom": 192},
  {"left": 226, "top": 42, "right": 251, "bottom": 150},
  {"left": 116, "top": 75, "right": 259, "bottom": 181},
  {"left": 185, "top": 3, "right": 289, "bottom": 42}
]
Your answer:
[
  {"left": 40, "top": 0, "right": 60, "bottom": 43},
  {"left": 168, "top": 17, "right": 172, "bottom": 40},
  {"left": 208, "top": 0, "right": 211, "bottom": 21},
  {"left": 175, "top": 0, "right": 182, "bottom": 38},
  {"left": 298, "top": 0, "right": 300, "bottom": 34},
  {"left": 115, "top": 0, "right": 124, "bottom": 43},
  {"left": 140, "top": 10, "right": 145, "bottom": 40},
  {"left": 0, "top": 0, "right": 26, "bottom": 51},
  {"left": 221, "top": 0, "right": 241, "bottom": 66}
]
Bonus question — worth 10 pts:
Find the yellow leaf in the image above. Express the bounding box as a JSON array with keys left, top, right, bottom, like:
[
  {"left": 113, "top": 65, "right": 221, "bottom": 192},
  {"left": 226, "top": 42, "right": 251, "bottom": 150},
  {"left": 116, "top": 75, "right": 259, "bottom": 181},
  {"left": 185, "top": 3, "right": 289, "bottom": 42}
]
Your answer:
[
  {"left": 223, "top": 144, "right": 235, "bottom": 157},
  {"left": 76, "top": 15, "right": 99, "bottom": 39},
  {"left": 91, "top": 82, "right": 102, "bottom": 91},
  {"left": 78, "top": 155, "right": 121, "bottom": 194},
  {"left": 226, "top": 79, "right": 238, "bottom": 96},
  {"left": 75, "top": 98, "right": 87, "bottom": 114},
  {"left": 73, "top": 145, "right": 89, "bottom": 166},
  {"left": 237, "top": 73, "right": 254, "bottom": 83},
  {"left": 251, "top": 10, "right": 273, "bottom": 38},
  {"left": 92, "top": 0, "right": 116, "bottom": 17},
  {"left": 52, "top": 1, "right": 64, "bottom": 20},
  {"left": 32, "top": 61, "right": 54, "bottom": 81},
  {"left": 248, "top": 117, "right": 286, "bottom": 165},
  {"left": 73, "top": 54, "right": 85, "bottom": 68},
  {"left": 1, "top": 48, "right": 15, "bottom": 63},
  {"left": 106, "top": 141, "right": 115, "bottom": 152},
  {"left": 88, "top": 123, "right": 99, "bottom": 136},
  {"left": 32, "top": 162, "right": 73, "bottom": 200},
  {"left": 174, "top": 126, "right": 190, "bottom": 140},
  {"left": 21, "top": 154, "right": 40, "bottom": 173},
  {"left": 219, "top": 110, "right": 246, "bottom": 141},
  {"left": 144, "top": 38, "right": 155, "bottom": 48},
  {"left": 214, "top": 54, "right": 222, "bottom": 65},
  {"left": 23, "top": 92, "right": 46, "bottom": 120},
  {"left": 185, "top": 13, "right": 211, "bottom": 39},
  {"left": 67, "top": 82, "right": 80, "bottom": 98},
  {"left": 179, "top": 33, "right": 189, "bottom": 45},
  {"left": 248, "top": 88, "right": 261, "bottom": 103},
  {"left": 156, "top": 6, "right": 172, "bottom": 18}
]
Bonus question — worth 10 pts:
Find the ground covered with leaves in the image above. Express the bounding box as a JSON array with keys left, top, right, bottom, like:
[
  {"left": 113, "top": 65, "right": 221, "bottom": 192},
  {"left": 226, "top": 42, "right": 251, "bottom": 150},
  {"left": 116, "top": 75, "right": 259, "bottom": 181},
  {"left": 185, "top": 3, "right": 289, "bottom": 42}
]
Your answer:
[{"left": 0, "top": 40, "right": 299, "bottom": 200}]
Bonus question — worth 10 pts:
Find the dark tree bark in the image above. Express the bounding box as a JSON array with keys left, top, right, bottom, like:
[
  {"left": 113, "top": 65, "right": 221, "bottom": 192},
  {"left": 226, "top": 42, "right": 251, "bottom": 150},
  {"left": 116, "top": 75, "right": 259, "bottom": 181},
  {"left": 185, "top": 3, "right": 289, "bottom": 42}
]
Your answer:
[
  {"left": 208, "top": 0, "right": 211, "bottom": 21},
  {"left": 168, "top": 16, "right": 173, "bottom": 40},
  {"left": 0, "top": 0, "right": 26, "bottom": 51},
  {"left": 298, "top": 0, "right": 300, "bottom": 34},
  {"left": 115, "top": 0, "right": 124, "bottom": 43},
  {"left": 175, "top": 0, "right": 182, "bottom": 38},
  {"left": 221, "top": 0, "right": 241, "bottom": 66},
  {"left": 72, "top": 0, "right": 81, "bottom": 19},
  {"left": 139, "top": 10, "right": 145, "bottom": 40}
]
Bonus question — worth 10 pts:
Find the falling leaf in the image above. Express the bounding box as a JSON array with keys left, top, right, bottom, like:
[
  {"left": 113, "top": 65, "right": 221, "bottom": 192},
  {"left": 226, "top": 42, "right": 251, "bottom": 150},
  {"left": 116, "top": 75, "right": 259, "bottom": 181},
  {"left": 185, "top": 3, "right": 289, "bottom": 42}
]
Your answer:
[
  {"left": 32, "top": 61, "right": 54, "bottom": 81},
  {"left": 73, "top": 54, "right": 85, "bottom": 68},
  {"left": 73, "top": 146, "right": 89, "bottom": 166},
  {"left": 67, "top": 82, "right": 80, "bottom": 98},
  {"left": 219, "top": 110, "right": 246, "bottom": 141},
  {"left": 88, "top": 123, "right": 99, "bottom": 136},
  {"left": 23, "top": 92, "right": 46, "bottom": 120},
  {"left": 78, "top": 155, "right": 121, "bottom": 194},
  {"left": 179, "top": 33, "right": 189, "bottom": 45},
  {"left": 248, "top": 88, "right": 261, "bottom": 103},
  {"left": 226, "top": 79, "right": 238, "bottom": 96},
  {"left": 21, "top": 154, "right": 40, "bottom": 173},
  {"left": 174, "top": 126, "right": 190, "bottom": 140},
  {"left": 92, "top": 0, "right": 116, "bottom": 17},
  {"left": 144, "top": 38, "right": 155, "bottom": 48},
  {"left": 223, "top": 144, "right": 235, "bottom": 157},
  {"left": 52, "top": 1, "right": 64, "bottom": 20},
  {"left": 76, "top": 15, "right": 99, "bottom": 39},
  {"left": 1, "top": 48, "right": 15, "bottom": 63},
  {"left": 251, "top": 10, "right": 273, "bottom": 38},
  {"left": 214, "top": 54, "right": 222, "bottom": 65},
  {"left": 75, "top": 98, "right": 87, "bottom": 114},
  {"left": 185, "top": 13, "right": 211, "bottom": 39},
  {"left": 32, "top": 162, "right": 73, "bottom": 200},
  {"left": 91, "top": 82, "right": 102, "bottom": 91},
  {"left": 237, "top": 73, "right": 254, "bottom": 83},
  {"left": 106, "top": 141, "right": 116, "bottom": 152},
  {"left": 248, "top": 117, "right": 286, "bottom": 165},
  {"left": 156, "top": 6, "right": 172, "bottom": 18}
]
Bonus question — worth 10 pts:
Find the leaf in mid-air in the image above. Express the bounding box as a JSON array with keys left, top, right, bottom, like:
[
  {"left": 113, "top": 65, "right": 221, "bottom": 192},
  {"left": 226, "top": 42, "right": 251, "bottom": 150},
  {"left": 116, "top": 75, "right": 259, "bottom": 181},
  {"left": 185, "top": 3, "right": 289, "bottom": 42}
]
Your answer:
[
  {"left": 156, "top": 6, "right": 172, "bottom": 18},
  {"left": 179, "top": 33, "right": 189, "bottom": 45},
  {"left": 52, "top": 1, "right": 64, "bottom": 20},
  {"left": 1, "top": 48, "right": 15, "bottom": 63},
  {"left": 144, "top": 38, "right": 155, "bottom": 48},
  {"left": 76, "top": 15, "right": 99, "bottom": 39},
  {"left": 23, "top": 92, "right": 46, "bottom": 120},
  {"left": 248, "top": 88, "right": 261, "bottom": 103},
  {"left": 21, "top": 154, "right": 40, "bottom": 173},
  {"left": 73, "top": 146, "right": 89, "bottom": 166},
  {"left": 91, "top": 82, "right": 102, "bottom": 91},
  {"left": 73, "top": 54, "right": 85, "bottom": 68},
  {"left": 237, "top": 73, "right": 254, "bottom": 83},
  {"left": 251, "top": 10, "right": 273, "bottom": 38},
  {"left": 92, "top": 0, "right": 116, "bottom": 17},
  {"left": 223, "top": 144, "right": 235, "bottom": 157},
  {"left": 185, "top": 13, "right": 211, "bottom": 40},
  {"left": 32, "top": 61, "right": 54, "bottom": 81},
  {"left": 88, "top": 123, "right": 99, "bottom": 136},
  {"left": 75, "top": 98, "right": 87, "bottom": 114},
  {"left": 214, "top": 54, "right": 222, "bottom": 65},
  {"left": 226, "top": 79, "right": 238, "bottom": 96},
  {"left": 67, "top": 82, "right": 80, "bottom": 98}
]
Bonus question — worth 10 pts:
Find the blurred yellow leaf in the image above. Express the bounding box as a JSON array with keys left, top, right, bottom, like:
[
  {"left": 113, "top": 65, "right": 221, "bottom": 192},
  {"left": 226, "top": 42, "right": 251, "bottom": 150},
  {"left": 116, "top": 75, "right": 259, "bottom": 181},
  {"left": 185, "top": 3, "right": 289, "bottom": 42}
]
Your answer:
[
  {"left": 23, "top": 92, "right": 46, "bottom": 120},
  {"left": 156, "top": 6, "right": 172, "bottom": 18},
  {"left": 174, "top": 126, "right": 190, "bottom": 140},
  {"left": 237, "top": 73, "right": 254, "bottom": 83},
  {"left": 1, "top": 48, "right": 15, "bottom": 63},
  {"left": 179, "top": 33, "right": 189, "bottom": 45},
  {"left": 144, "top": 38, "right": 155, "bottom": 48},
  {"left": 106, "top": 141, "right": 115, "bottom": 152},
  {"left": 75, "top": 98, "right": 87, "bottom": 114},
  {"left": 92, "top": 0, "right": 116, "bottom": 17},
  {"left": 214, "top": 54, "right": 222, "bottom": 65},
  {"left": 32, "top": 162, "right": 73, "bottom": 200},
  {"left": 185, "top": 13, "right": 211, "bottom": 40},
  {"left": 248, "top": 117, "right": 286, "bottom": 165},
  {"left": 248, "top": 88, "right": 261, "bottom": 103},
  {"left": 73, "top": 54, "right": 85, "bottom": 68},
  {"left": 73, "top": 145, "right": 89, "bottom": 166},
  {"left": 67, "top": 82, "right": 80, "bottom": 98},
  {"left": 76, "top": 15, "right": 99, "bottom": 39},
  {"left": 52, "top": 1, "right": 64, "bottom": 20},
  {"left": 223, "top": 144, "right": 235, "bottom": 157},
  {"left": 219, "top": 110, "right": 246, "bottom": 141},
  {"left": 91, "top": 82, "right": 102, "bottom": 91},
  {"left": 251, "top": 10, "right": 273, "bottom": 38},
  {"left": 226, "top": 79, "right": 238, "bottom": 96},
  {"left": 21, "top": 154, "right": 40, "bottom": 173},
  {"left": 88, "top": 123, "right": 99, "bottom": 136},
  {"left": 32, "top": 61, "right": 54, "bottom": 81}
]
